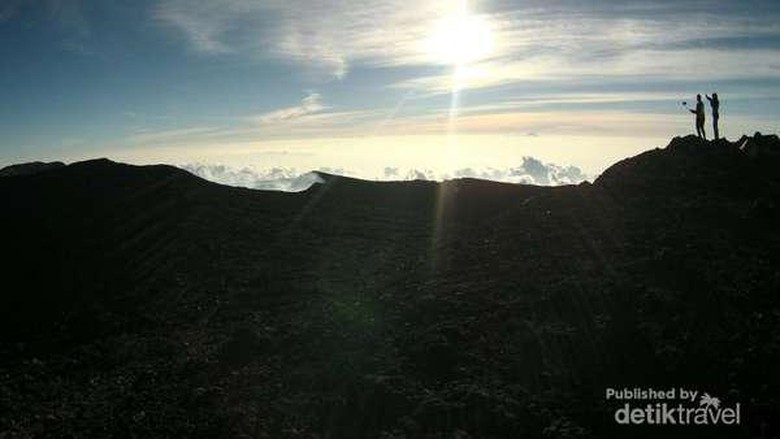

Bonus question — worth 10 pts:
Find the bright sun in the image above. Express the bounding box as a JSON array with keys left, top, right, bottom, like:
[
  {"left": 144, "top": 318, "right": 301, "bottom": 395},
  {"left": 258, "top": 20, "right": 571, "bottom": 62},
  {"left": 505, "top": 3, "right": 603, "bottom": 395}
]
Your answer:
[{"left": 425, "top": 13, "right": 494, "bottom": 66}]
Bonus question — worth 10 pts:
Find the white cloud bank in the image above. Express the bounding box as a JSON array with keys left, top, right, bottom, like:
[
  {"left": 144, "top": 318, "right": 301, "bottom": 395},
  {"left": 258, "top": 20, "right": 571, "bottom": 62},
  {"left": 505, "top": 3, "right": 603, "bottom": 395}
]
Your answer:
[
  {"left": 179, "top": 156, "right": 587, "bottom": 192},
  {"left": 179, "top": 163, "right": 325, "bottom": 192}
]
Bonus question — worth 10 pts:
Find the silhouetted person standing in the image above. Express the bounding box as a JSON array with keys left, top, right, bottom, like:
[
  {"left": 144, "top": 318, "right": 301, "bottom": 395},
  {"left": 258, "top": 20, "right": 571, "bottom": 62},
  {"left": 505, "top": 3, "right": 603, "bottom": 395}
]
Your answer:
[
  {"left": 706, "top": 93, "right": 720, "bottom": 139},
  {"left": 689, "top": 94, "right": 706, "bottom": 139}
]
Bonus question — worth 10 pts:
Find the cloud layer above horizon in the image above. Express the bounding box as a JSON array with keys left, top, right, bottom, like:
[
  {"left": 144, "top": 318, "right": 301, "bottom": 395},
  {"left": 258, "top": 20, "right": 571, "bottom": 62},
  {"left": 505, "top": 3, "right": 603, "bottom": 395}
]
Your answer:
[{"left": 180, "top": 155, "right": 587, "bottom": 192}]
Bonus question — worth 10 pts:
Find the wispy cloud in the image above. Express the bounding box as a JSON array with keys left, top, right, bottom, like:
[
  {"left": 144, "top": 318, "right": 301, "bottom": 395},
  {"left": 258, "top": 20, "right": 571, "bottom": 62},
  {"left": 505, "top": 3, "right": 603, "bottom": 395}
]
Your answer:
[
  {"left": 126, "top": 126, "right": 222, "bottom": 144},
  {"left": 154, "top": 0, "right": 780, "bottom": 89},
  {"left": 254, "top": 92, "right": 327, "bottom": 124},
  {"left": 120, "top": 105, "right": 679, "bottom": 151},
  {"left": 121, "top": 102, "right": 387, "bottom": 148},
  {"left": 477, "top": 6, "right": 780, "bottom": 89},
  {"left": 153, "top": 0, "right": 460, "bottom": 78},
  {"left": 153, "top": 0, "right": 242, "bottom": 54}
]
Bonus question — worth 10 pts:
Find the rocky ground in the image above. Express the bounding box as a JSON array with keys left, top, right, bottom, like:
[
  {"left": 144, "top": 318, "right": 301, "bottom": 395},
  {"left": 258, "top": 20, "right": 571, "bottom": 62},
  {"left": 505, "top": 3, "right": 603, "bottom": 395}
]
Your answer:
[{"left": 1, "top": 134, "right": 779, "bottom": 438}]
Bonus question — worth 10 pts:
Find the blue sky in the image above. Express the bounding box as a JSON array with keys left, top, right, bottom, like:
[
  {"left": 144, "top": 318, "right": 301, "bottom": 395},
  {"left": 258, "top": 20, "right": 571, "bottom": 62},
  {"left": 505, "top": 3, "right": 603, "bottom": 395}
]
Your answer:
[{"left": 2, "top": 0, "right": 780, "bottom": 182}]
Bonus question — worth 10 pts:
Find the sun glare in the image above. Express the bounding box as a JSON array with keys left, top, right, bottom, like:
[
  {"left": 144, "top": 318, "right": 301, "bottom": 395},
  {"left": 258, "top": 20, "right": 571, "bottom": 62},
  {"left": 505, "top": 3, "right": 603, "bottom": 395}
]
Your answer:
[{"left": 425, "top": 13, "right": 494, "bottom": 66}]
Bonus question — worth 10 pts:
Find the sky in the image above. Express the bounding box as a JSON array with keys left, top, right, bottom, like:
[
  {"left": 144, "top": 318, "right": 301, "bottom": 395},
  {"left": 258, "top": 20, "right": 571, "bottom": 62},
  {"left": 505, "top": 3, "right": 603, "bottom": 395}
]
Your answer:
[{"left": 2, "top": 0, "right": 780, "bottom": 185}]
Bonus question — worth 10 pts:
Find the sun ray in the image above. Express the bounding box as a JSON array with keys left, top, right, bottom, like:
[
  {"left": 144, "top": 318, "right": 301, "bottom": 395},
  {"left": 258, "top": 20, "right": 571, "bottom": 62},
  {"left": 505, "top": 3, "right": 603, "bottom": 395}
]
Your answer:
[{"left": 428, "top": 0, "right": 495, "bottom": 272}]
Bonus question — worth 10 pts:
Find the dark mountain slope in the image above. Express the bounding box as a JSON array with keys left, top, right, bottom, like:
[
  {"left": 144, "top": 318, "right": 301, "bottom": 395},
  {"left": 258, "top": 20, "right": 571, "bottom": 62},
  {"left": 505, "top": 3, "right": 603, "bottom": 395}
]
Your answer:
[
  {"left": 1, "top": 138, "right": 779, "bottom": 438},
  {"left": 0, "top": 161, "right": 65, "bottom": 177}
]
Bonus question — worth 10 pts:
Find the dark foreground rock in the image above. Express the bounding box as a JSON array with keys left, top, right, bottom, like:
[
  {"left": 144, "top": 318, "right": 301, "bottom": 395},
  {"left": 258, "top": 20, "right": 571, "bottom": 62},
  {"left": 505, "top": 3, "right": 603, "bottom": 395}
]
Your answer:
[{"left": 1, "top": 136, "right": 779, "bottom": 438}]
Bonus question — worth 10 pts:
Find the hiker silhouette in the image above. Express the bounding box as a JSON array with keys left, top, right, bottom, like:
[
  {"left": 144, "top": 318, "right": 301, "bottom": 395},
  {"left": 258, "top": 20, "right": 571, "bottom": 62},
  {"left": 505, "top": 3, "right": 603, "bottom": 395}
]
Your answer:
[
  {"left": 706, "top": 93, "right": 720, "bottom": 139},
  {"left": 689, "top": 94, "right": 706, "bottom": 140}
]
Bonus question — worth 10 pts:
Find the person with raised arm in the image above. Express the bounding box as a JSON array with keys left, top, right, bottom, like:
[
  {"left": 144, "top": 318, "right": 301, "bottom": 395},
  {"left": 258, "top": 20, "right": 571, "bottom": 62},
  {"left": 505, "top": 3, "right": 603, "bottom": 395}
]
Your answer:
[
  {"left": 706, "top": 93, "right": 720, "bottom": 139},
  {"left": 689, "top": 94, "right": 706, "bottom": 139}
]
